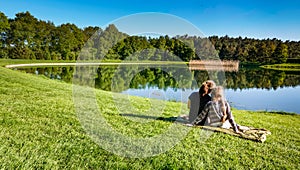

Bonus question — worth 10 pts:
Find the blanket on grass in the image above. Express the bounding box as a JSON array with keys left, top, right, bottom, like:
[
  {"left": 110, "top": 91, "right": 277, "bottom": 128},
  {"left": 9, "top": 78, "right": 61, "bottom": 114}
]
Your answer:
[
  {"left": 194, "top": 125, "right": 271, "bottom": 143},
  {"left": 160, "top": 116, "right": 271, "bottom": 143}
]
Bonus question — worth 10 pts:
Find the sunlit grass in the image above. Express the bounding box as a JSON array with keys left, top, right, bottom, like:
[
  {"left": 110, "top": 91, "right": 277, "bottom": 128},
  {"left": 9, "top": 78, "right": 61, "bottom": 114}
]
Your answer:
[{"left": 0, "top": 66, "right": 299, "bottom": 169}]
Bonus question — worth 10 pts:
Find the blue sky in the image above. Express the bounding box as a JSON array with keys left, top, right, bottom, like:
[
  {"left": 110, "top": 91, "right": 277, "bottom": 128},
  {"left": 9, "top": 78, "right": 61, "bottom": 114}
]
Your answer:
[{"left": 0, "top": 0, "right": 299, "bottom": 41}]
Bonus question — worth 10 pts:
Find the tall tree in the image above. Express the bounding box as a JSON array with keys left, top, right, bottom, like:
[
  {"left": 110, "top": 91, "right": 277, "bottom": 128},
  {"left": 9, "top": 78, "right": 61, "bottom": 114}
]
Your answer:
[
  {"left": 0, "top": 12, "right": 10, "bottom": 58},
  {"left": 7, "top": 11, "right": 38, "bottom": 59},
  {"left": 54, "top": 23, "right": 84, "bottom": 60},
  {"left": 94, "top": 24, "right": 127, "bottom": 60},
  {"left": 272, "top": 43, "right": 288, "bottom": 64},
  {"left": 83, "top": 26, "right": 101, "bottom": 42},
  {"left": 33, "top": 20, "right": 55, "bottom": 60}
]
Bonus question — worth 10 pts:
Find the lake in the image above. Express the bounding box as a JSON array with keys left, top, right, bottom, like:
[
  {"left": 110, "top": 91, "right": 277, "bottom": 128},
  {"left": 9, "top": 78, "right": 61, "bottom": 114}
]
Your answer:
[{"left": 12, "top": 64, "right": 300, "bottom": 114}]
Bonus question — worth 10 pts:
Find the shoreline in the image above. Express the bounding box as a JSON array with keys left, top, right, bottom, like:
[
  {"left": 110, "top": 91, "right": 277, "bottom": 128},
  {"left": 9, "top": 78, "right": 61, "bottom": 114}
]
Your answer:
[
  {"left": 5, "top": 60, "right": 240, "bottom": 72},
  {"left": 2, "top": 59, "right": 299, "bottom": 71},
  {"left": 5, "top": 62, "right": 187, "bottom": 68}
]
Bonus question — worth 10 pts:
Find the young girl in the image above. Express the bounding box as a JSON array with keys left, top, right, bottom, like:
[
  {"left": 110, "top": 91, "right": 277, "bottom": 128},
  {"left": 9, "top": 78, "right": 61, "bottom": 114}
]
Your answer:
[
  {"left": 187, "top": 80, "right": 216, "bottom": 123},
  {"left": 192, "top": 86, "right": 240, "bottom": 133}
]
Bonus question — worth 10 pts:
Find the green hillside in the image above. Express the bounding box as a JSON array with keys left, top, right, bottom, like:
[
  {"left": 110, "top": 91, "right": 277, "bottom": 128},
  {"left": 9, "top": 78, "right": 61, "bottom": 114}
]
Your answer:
[{"left": 0, "top": 66, "right": 299, "bottom": 169}]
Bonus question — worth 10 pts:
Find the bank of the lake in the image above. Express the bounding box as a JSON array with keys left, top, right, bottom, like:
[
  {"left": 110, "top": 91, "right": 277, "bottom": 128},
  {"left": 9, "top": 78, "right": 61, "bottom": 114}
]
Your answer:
[
  {"left": 0, "top": 59, "right": 191, "bottom": 68},
  {"left": 2, "top": 59, "right": 300, "bottom": 70},
  {"left": 0, "top": 59, "right": 76, "bottom": 67},
  {"left": 261, "top": 63, "right": 300, "bottom": 71},
  {"left": 0, "top": 65, "right": 299, "bottom": 169}
]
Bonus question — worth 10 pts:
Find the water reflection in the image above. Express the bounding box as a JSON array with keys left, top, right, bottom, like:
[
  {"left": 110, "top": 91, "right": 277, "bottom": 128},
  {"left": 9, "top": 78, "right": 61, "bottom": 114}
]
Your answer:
[
  {"left": 15, "top": 65, "right": 300, "bottom": 113},
  {"left": 17, "top": 65, "right": 300, "bottom": 91},
  {"left": 226, "top": 87, "right": 300, "bottom": 113}
]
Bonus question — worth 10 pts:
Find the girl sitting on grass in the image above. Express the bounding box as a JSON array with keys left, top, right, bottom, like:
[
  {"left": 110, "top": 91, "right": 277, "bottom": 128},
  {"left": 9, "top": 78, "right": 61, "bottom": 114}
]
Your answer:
[
  {"left": 192, "top": 86, "right": 240, "bottom": 133},
  {"left": 187, "top": 80, "right": 216, "bottom": 123}
]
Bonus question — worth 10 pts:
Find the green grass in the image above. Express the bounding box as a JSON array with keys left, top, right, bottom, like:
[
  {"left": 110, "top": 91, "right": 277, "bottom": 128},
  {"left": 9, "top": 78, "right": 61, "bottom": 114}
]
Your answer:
[
  {"left": 0, "top": 66, "right": 299, "bottom": 169},
  {"left": 261, "top": 63, "right": 300, "bottom": 71}
]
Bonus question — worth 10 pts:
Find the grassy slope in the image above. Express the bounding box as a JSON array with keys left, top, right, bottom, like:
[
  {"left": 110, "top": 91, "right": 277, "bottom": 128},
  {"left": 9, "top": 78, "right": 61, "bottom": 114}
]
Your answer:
[{"left": 0, "top": 66, "right": 299, "bottom": 169}]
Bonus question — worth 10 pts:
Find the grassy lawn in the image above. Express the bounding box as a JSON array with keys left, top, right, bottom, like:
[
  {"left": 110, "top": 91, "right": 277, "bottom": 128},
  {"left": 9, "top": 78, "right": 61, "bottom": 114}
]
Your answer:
[{"left": 0, "top": 65, "right": 299, "bottom": 169}]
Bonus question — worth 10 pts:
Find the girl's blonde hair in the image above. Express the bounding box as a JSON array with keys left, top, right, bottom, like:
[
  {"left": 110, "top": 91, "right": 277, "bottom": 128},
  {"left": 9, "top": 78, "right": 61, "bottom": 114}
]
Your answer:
[
  {"left": 211, "top": 86, "right": 227, "bottom": 117},
  {"left": 211, "top": 86, "right": 224, "bottom": 100}
]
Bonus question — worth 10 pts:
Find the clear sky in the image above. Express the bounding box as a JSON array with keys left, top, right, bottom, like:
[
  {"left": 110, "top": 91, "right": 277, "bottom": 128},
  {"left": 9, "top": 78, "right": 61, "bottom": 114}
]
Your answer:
[{"left": 0, "top": 0, "right": 299, "bottom": 41}]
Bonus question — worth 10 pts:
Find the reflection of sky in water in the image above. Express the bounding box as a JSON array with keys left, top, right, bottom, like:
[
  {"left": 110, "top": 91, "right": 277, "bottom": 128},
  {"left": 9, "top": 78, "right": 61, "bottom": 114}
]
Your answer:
[
  {"left": 225, "top": 86, "right": 300, "bottom": 114},
  {"left": 122, "top": 86, "right": 300, "bottom": 114},
  {"left": 122, "top": 87, "right": 192, "bottom": 103}
]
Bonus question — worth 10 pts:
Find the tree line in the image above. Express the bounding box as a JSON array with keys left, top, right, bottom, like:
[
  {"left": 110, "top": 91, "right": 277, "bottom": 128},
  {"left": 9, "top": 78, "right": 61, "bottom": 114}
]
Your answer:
[{"left": 1, "top": 11, "right": 300, "bottom": 64}]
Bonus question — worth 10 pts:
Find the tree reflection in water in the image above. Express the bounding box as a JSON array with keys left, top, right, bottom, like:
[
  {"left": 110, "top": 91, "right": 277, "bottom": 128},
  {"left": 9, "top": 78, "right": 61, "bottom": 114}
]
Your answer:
[
  {"left": 17, "top": 65, "right": 300, "bottom": 91},
  {"left": 14, "top": 65, "right": 300, "bottom": 113}
]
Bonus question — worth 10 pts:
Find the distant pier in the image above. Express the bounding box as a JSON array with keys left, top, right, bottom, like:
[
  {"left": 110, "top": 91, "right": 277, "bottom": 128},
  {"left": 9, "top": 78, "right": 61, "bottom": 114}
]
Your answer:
[{"left": 188, "top": 60, "right": 239, "bottom": 72}]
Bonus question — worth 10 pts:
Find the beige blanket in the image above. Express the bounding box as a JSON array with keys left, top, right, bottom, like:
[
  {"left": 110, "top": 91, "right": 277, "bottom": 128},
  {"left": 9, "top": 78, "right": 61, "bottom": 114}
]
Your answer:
[
  {"left": 126, "top": 114, "right": 271, "bottom": 143},
  {"left": 196, "top": 125, "right": 271, "bottom": 143},
  {"left": 176, "top": 116, "right": 271, "bottom": 143}
]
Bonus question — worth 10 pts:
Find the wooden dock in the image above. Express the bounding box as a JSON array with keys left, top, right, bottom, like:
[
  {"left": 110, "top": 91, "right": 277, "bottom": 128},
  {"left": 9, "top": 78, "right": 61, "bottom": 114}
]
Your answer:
[{"left": 188, "top": 60, "right": 239, "bottom": 72}]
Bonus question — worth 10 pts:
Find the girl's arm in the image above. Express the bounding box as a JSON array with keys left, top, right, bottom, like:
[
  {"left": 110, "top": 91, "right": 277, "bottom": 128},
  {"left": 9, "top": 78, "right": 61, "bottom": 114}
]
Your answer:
[
  {"left": 226, "top": 102, "right": 239, "bottom": 132},
  {"left": 192, "top": 103, "right": 209, "bottom": 125}
]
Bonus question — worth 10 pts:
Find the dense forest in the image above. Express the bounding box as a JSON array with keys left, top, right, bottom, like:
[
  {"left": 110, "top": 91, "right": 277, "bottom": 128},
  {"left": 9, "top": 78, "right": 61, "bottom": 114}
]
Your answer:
[{"left": 1, "top": 11, "right": 300, "bottom": 64}]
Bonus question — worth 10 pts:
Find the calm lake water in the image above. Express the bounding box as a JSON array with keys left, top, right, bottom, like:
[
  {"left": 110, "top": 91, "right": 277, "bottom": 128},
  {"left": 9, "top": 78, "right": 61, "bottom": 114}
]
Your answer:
[
  {"left": 123, "top": 85, "right": 300, "bottom": 114},
  {"left": 14, "top": 65, "right": 300, "bottom": 114}
]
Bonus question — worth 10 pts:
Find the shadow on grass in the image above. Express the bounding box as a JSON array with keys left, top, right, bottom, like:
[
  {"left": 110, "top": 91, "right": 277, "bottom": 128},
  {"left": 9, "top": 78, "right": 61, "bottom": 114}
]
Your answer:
[
  {"left": 120, "top": 113, "right": 189, "bottom": 123},
  {"left": 258, "top": 111, "right": 298, "bottom": 115},
  {"left": 120, "top": 113, "right": 272, "bottom": 143}
]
